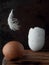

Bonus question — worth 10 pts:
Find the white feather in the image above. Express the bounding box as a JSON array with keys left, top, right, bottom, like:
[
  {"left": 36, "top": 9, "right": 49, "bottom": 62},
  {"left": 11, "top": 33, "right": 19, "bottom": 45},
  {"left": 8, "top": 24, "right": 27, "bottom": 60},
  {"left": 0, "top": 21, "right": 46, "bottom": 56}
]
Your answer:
[
  {"left": 7, "top": 9, "right": 20, "bottom": 31},
  {"left": 28, "top": 27, "right": 45, "bottom": 51}
]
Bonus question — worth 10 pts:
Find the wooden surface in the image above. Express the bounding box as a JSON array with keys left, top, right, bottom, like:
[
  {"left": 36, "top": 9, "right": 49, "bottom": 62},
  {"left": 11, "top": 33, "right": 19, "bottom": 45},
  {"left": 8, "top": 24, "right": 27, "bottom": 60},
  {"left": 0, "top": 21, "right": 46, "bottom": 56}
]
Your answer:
[{"left": 2, "top": 50, "right": 49, "bottom": 65}]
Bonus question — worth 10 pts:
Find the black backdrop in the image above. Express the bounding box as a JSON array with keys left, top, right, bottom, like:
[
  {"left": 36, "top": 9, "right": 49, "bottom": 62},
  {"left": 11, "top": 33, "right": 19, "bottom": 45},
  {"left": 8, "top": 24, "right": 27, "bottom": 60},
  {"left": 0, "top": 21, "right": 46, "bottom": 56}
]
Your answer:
[{"left": 0, "top": 0, "right": 49, "bottom": 65}]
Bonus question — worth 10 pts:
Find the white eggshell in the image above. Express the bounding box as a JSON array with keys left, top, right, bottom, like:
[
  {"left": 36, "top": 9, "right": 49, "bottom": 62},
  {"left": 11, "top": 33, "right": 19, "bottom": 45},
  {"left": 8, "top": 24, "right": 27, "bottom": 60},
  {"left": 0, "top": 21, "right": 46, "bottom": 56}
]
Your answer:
[{"left": 28, "top": 27, "right": 45, "bottom": 51}]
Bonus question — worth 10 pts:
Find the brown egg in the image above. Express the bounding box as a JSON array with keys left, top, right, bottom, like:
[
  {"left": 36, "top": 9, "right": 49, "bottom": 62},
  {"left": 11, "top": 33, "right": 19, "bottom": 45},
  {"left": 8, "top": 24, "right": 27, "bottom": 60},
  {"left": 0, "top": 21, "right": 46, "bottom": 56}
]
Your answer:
[{"left": 2, "top": 41, "right": 24, "bottom": 60}]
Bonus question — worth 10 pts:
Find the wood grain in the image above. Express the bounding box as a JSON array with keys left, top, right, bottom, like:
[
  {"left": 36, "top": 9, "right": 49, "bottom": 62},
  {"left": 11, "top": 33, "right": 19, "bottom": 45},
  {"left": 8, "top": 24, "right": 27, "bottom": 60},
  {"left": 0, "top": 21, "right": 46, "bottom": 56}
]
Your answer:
[{"left": 2, "top": 50, "right": 49, "bottom": 65}]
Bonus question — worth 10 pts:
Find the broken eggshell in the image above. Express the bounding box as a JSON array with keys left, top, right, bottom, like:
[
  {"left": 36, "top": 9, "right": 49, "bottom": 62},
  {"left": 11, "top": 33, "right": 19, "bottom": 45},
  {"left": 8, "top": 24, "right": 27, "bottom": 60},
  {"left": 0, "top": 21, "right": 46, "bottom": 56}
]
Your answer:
[{"left": 28, "top": 27, "right": 45, "bottom": 51}]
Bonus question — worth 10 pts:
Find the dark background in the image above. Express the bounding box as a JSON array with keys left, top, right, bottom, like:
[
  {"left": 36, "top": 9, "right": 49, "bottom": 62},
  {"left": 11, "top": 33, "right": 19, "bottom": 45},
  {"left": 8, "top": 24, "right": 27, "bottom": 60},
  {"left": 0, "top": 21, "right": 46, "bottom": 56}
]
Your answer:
[{"left": 0, "top": 0, "right": 49, "bottom": 65}]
